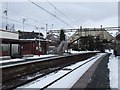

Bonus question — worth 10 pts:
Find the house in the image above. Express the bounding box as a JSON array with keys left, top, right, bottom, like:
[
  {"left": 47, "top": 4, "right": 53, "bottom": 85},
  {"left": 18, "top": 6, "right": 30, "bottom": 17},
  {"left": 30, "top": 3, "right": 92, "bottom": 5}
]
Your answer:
[
  {"left": 0, "top": 30, "right": 48, "bottom": 59},
  {"left": 18, "top": 30, "right": 44, "bottom": 39},
  {"left": 18, "top": 30, "right": 48, "bottom": 55}
]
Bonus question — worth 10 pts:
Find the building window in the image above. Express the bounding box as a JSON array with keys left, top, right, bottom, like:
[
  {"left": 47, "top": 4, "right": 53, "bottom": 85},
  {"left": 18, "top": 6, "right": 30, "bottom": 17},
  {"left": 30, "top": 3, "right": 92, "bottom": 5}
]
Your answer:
[{"left": 0, "top": 44, "right": 10, "bottom": 52}]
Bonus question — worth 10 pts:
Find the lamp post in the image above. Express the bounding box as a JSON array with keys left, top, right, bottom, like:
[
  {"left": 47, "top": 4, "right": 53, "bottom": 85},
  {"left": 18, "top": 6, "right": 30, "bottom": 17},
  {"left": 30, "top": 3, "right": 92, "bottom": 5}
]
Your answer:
[
  {"left": 100, "top": 25, "right": 103, "bottom": 38},
  {"left": 46, "top": 24, "right": 48, "bottom": 38},
  {"left": 22, "top": 18, "right": 25, "bottom": 37},
  {"left": 3, "top": 9, "right": 8, "bottom": 30},
  {"left": 23, "top": 18, "right": 25, "bottom": 32}
]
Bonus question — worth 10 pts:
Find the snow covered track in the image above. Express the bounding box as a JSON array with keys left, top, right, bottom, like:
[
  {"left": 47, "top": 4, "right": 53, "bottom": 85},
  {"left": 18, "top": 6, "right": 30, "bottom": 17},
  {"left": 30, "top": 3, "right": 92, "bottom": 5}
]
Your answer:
[
  {"left": 19, "top": 53, "right": 108, "bottom": 89},
  {"left": 2, "top": 52, "right": 96, "bottom": 90},
  {"left": 40, "top": 54, "right": 100, "bottom": 89}
]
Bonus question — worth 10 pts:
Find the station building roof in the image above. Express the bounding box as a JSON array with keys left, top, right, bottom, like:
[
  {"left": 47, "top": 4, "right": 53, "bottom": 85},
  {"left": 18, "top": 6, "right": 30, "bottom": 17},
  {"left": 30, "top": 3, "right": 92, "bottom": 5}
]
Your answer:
[
  {"left": 0, "top": 38, "right": 48, "bottom": 44},
  {"left": 0, "top": 38, "right": 33, "bottom": 44}
]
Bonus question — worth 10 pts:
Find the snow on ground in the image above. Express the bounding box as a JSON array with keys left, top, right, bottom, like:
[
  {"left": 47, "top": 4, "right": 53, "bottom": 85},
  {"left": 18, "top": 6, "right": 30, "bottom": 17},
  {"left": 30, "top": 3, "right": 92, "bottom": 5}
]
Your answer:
[
  {"left": 0, "top": 50, "right": 99, "bottom": 64},
  {"left": 0, "top": 51, "right": 98, "bottom": 68},
  {"left": 48, "top": 53, "right": 104, "bottom": 88},
  {"left": 108, "top": 54, "right": 118, "bottom": 88},
  {"left": 0, "top": 58, "right": 25, "bottom": 64},
  {"left": 67, "top": 50, "right": 99, "bottom": 54},
  {"left": 0, "top": 54, "right": 56, "bottom": 64},
  {"left": 19, "top": 70, "right": 69, "bottom": 89},
  {"left": 23, "top": 54, "right": 56, "bottom": 59},
  {"left": 106, "top": 49, "right": 119, "bottom": 88},
  {"left": 107, "top": 30, "right": 119, "bottom": 37},
  {"left": 18, "top": 53, "right": 105, "bottom": 89},
  {"left": 0, "top": 54, "right": 57, "bottom": 68},
  {"left": 63, "top": 54, "right": 99, "bottom": 70},
  {"left": 105, "top": 49, "right": 113, "bottom": 53}
]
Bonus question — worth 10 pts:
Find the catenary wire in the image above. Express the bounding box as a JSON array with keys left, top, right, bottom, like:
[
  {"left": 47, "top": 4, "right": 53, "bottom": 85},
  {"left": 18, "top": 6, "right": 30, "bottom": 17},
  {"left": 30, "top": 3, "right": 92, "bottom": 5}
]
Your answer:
[{"left": 29, "top": 0, "right": 75, "bottom": 29}]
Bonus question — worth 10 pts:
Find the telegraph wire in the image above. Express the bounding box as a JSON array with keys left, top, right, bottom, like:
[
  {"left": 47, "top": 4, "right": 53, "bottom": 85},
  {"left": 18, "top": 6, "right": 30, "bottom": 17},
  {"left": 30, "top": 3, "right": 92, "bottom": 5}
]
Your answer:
[
  {"left": 2, "top": 16, "right": 41, "bottom": 29},
  {"left": 29, "top": 0, "right": 75, "bottom": 29},
  {"left": 46, "top": 0, "right": 78, "bottom": 27},
  {"left": 0, "top": 5, "right": 44, "bottom": 25}
]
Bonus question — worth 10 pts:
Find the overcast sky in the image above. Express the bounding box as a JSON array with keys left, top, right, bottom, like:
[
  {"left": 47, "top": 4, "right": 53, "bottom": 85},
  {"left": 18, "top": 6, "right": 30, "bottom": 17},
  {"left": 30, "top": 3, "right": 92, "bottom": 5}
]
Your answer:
[{"left": 0, "top": 0, "right": 119, "bottom": 36}]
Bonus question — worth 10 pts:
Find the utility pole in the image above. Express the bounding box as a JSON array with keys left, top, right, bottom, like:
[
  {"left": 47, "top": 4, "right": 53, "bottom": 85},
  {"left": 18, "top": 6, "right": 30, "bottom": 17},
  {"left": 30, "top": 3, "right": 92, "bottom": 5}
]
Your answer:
[
  {"left": 80, "top": 26, "right": 82, "bottom": 36},
  {"left": 23, "top": 18, "right": 25, "bottom": 31},
  {"left": 12, "top": 24, "right": 15, "bottom": 31},
  {"left": 46, "top": 24, "right": 48, "bottom": 38},
  {"left": 101, "top": 25, "right": 103, "bottom": 38},
  {"left": 23, "top": 18, "right": 25, "bottom": 36}
]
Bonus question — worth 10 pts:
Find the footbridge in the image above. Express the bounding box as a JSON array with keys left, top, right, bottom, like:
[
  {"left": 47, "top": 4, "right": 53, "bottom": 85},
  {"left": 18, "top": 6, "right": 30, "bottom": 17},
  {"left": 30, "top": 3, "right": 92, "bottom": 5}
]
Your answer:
[
  {"left": 49, "top": 27, "right": 115, "bottom": 43},
  {"left": 68, "top": 28, "right": 115, "bottom": 43},
  {"left": 48, "top": 27, "right": 117, "bottom": 55}
]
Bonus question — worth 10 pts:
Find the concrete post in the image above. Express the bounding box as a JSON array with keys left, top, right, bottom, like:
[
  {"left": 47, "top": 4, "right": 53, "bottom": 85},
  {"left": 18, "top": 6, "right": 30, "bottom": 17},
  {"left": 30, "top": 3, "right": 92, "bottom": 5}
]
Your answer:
[
  {"left": 116, "top": 34, "right": 120, "bottom": 56},
  {"left": 116, "top": 40, "right": 120, "bottom": 56}
]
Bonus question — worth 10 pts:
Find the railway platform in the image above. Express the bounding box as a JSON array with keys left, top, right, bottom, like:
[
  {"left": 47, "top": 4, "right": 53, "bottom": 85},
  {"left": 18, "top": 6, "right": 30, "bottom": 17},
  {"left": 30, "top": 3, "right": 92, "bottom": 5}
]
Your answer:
[
  {"left": 71, "top": 53, "right": 111, "bottom": 89},
  {"left": 16, "top": 53, "right": 111, "bottom": 90}
]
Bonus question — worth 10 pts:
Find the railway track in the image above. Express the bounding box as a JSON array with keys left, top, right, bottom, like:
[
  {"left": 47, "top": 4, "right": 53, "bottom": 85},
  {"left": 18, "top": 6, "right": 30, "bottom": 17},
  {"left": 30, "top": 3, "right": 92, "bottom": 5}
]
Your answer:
[
  {"left": 2, "top": 52, "right": 97, "bottom": 90},
  {"left": 40, "top": 54, "right": 99, "bottom": 90}
]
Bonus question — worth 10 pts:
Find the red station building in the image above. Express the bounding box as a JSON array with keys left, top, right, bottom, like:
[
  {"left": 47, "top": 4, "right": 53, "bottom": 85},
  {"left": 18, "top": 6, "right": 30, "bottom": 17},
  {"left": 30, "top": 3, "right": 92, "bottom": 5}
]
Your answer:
[{"left": 0, "top": 30, "right": 48, "bottom": 59}]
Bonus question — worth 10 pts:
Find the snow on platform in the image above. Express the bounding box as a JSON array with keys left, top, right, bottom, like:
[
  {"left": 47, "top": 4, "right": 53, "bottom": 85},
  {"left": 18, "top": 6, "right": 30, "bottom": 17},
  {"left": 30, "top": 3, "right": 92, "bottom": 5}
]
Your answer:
[
  {"left": 105, "top": 49, "right": 119, "bottom": 88},
  {"left": 0, "top": 58, "right": 25, "bottom": 64},
  {"left": 0, "top": 55, "right": 55, "bottom": 64},
  {"left": 67, "top": 50, "right": 99, "bottom": 54},
  {"left": 0, "top": 54, "right": 56, "bottom": 68},
  {"left": 23, "top": 55, "right": 56, "bottom": 60},
  {"left": 18, "top": 53, "right": 105, "bottom": 89},
  {"left": 108, "top": 54, "right": 119, "bottom": 88}
]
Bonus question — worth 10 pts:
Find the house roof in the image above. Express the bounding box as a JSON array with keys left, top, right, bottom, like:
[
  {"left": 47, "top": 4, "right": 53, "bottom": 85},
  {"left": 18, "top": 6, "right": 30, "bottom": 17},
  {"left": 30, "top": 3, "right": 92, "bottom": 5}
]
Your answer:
[
  {"left": 1, "top": 38, "right": 48, "bottom": 44},
  {"left": 0, "top": 29, "right": 18, "bottom": 34},
  {"left": 19, "top": 31, "right": 44, "bottom": 39},
  {"left": 1, "top": 38, "right": 33, "bottom": 44}
]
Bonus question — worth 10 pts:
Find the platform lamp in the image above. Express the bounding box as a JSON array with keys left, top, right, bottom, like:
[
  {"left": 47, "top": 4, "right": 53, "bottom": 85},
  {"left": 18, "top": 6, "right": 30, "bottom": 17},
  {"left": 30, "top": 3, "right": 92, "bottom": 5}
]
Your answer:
[
  {"left": 100, "top": 25, "right": 104, "bottom": 38},
  {"left": 3, "top": 9, "right": 8, "bottom": 30},
  {"left": 22, "top": 18, "right": 26, "bottom": 37},
  {"left": 23, "top": 18, "right": 25, "bottom": 31}
]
